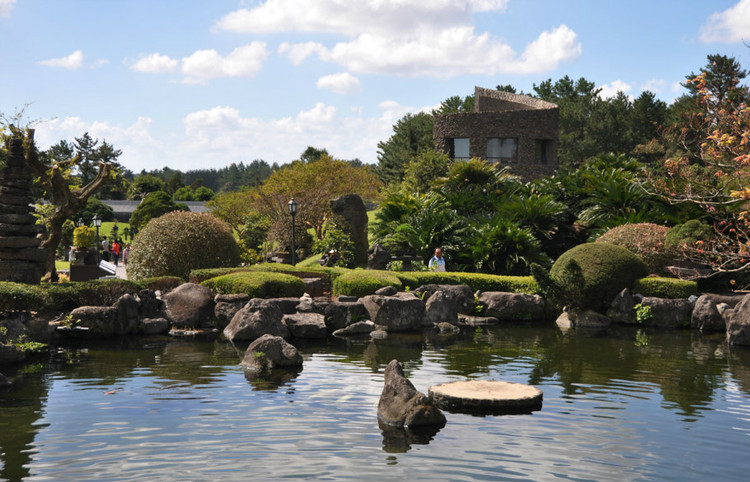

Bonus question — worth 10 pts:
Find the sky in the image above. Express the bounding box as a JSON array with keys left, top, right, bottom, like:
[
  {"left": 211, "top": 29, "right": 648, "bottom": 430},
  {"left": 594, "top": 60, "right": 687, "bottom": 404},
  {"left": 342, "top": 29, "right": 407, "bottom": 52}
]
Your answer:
[{"left": 1, "top": 0, "right": 749, "bottom": 174}]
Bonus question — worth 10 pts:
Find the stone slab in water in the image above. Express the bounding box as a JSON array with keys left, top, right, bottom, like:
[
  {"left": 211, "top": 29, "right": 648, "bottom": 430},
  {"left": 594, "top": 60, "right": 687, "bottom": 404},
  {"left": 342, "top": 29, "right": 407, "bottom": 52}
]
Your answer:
[{"left": 429, "top": 380, "right": 543, "bottom": 415}]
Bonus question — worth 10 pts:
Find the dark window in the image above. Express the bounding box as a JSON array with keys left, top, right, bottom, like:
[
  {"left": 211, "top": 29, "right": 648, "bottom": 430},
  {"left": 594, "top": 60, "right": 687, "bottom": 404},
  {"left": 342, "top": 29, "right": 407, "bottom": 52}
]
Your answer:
[
  {"left": 487, "top": 138, "right": 517, "bottom": 163},
  {"left": 451, "top": 138, "right": 470, "bottom": 160},
  {"left": 535, "top": 139, "right": 550, "bottom": 164}
]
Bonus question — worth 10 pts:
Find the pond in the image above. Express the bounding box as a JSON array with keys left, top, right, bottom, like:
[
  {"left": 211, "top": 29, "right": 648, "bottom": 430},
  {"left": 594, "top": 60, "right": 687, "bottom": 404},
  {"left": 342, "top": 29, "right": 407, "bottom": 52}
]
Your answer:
[{"left": 1, "top": 323, "right": 749, "bottom": 481}]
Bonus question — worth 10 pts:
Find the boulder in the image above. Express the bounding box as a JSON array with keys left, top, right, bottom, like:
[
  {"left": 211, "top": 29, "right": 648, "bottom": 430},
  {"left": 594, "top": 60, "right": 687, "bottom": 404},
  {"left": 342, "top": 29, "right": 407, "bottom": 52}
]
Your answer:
[
  {"left": 223, "top": 299, "right": 289, "bottom": 342},
  {"left": 0, "top": 344, "right": 25, "bottom": 364},
  {"left": 640, "top": 297, "right": 693, "bottom": 328},
  {"left": 375, "top": 285, "right": 398, "bottom": 296},
  {"left": 68, "top": 306, "right": 119, "bottom": 337},
  {"left": 556, "top": 309, "right": 611, "bottom": 329},
  {"left": 324, "top": 301, "right": 369, "bottom": 331},
  {"left": 162, "top": 283, "right": 215, "bottom": 328},
  {"left": 725, "top": 294, "right": 750, "bottom": 346},
  {"left": 337, "top": 295, "right": 358, "bottom": 303},
  {"left": 458, "top": 314, "right": 499, "bottom": 327},
  {"left": 330, "top": 193, "right": 368, "bottom": 266},
  {"left": 333, "top": 320, "right": 375, "bottom": 337},
  {"left": 606, "top": 288, "right": 637, "bottom": 325},
  {"left": 301, "top": 278, "right": 325, "bottom": 297},
  {"left": 214, "top": 293, "right": 250, "bottom": 330},
  {"left": 692, "top": 294, "right": 745, "bottom": 332},
  {"left": 115, "top": 294, "right": 140, "bottom": 334},
  {"left": 264, "top": 297, "right": 301, "bottom": 314},
  {"left": 360, "top": 293, "right": 425, "bottom": 331},
  {"left": 138, "top": 318, "right": 170, "bottom": 335},
  {"left": 414, "top": 284, "right": 475, "bottom": 315},
  {"left": 377, "top": 360, "right": 446, "bottom": 428},
  {"left": 240, "top": 334, "right": 303, "bottom": 371},
  {"left": 367, "top": 242, "right": 391, "bottom": 270},
  {"left": 138, "top": 289, "right": 164, "bottom": 319},
  {"left": 436, "top": 322, "right": 460, "bottom": 335},
  {"left": 423, "top": 290, "right": 459, "bottom": 326},
  {"left": 478, "top": 292, "right": 546, "bottom": 321},
  {"left": 283, "top": 312, "right": 327, "bottom": 338}
]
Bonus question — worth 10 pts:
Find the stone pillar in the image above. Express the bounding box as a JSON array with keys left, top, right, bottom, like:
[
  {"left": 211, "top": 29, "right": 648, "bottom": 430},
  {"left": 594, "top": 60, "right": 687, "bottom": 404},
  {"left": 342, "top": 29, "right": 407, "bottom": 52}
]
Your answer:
[
  {"left": 0, "top": 137, "right": 46, "bottom": 284},
  {"left": 330, "top": 193, "right": 368, "bottom": 266}
]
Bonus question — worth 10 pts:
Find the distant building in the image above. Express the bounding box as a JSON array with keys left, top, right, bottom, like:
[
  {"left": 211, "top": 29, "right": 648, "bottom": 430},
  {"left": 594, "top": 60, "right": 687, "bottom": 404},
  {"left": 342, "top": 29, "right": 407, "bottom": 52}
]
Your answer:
[
  {"left": 433, "top": 86, "right": 559, "bottom": 180},
  {"left": 101, "top": 200, "right": 211, "bottom": 223}
]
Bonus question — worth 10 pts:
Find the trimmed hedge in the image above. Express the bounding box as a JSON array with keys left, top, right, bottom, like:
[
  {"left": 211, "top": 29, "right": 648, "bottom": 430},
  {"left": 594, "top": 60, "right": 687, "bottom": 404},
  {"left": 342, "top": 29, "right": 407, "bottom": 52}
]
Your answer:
[
  {"left": 595, "top": 223, "right": 673, "bottom": 274},
  {"left": 200, "top": 271, "right": 305, "bottom": 298},
  {"left": 634, "top": 277, "right": 698, "bottom": 299},
  {"left": 332, "top": 270, "right": 402, "bottom": 297},
  {"left": 137, "top": 276, "right": 184, "bottom": 294},
  {"left": 0, "top": 281, "right": 44, "bottom": 312}
]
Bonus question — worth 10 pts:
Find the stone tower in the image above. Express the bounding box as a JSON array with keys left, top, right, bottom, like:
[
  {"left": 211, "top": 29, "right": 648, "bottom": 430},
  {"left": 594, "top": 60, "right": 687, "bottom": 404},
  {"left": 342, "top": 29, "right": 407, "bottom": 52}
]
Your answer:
[{"left": 0, "top": 136, "right": 46, "bottom": 284}]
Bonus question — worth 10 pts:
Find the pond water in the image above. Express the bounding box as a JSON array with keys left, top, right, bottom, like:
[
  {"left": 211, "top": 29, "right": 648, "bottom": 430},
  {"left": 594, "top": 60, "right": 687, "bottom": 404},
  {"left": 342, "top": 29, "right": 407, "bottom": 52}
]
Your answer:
[{"left": 1, "top": 323, "right": 750, "bottom": 481}]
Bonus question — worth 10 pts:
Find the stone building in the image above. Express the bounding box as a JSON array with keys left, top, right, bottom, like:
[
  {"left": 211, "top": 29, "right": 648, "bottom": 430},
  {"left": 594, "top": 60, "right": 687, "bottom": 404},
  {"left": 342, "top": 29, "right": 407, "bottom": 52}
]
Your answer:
[{"left": 433, "top": 86, "right": 559, "bottom": 180}]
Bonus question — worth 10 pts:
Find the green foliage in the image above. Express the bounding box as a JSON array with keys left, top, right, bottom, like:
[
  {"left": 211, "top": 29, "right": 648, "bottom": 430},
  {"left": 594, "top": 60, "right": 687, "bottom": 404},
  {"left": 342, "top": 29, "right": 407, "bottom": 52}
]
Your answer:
[
  {"left": 76, "top": 197, "right": 116, "bottom": 223},
  {"left": 201, "top": 271, "right": 305, "bottom": 298},
  {"left": 596, "top": 223, "right": 674, "bottom": 274},
  {"left": 470, "top": 216, "right": 551, "bottom": 275},
  {"left": 0, "top": 282, "right": 43, "bottom": 312},
  {"left": 72, "top": 226, "right": 97, "bottom": 248},
  {"left": 398, "top": 271, "right": 539, "bottom": 294},
  {"left": 332, "top": 270, "right": 402, "bottom": 297},
  {"left": 401, "top": 149, "right": 451, "bottom": 195},
  {"left": 634, "top": 303, "right": 654, "bottom": 324},
  {"left": 375, "top": 112, "right": 434, "bottom": 184},
  {"left": 129, "top": 190, "right": 187, "bottom": 231},
  {"left": 312, "top": 222, "right": 356, "bottom": 268},
  {"left": 664, "top": 220, "right": 714, "bottom": 251},
  {"left": 127, "top": 211, "right": 240, "bottom": 280},
  {"left": 127, "top": 174, "right": 166, "bottom": 200},
  {"left": 549, "top": 243, "right": 649, "bottom": 311},
  {"left": 531, "top": 260, "right": 585, "bottom": 311},
  {"left": 136, "top": 276, "right": 184, "bottom": 294},
  {"left": 634, "top": 277, "right": 698, "bottom": 299}
]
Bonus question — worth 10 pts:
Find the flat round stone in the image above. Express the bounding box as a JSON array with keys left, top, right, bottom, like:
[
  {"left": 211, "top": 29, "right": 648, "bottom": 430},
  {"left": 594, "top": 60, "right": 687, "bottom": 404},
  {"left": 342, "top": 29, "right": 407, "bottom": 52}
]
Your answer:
[{"left": 429, "top": 380, "right": 543, "bottom": 415}]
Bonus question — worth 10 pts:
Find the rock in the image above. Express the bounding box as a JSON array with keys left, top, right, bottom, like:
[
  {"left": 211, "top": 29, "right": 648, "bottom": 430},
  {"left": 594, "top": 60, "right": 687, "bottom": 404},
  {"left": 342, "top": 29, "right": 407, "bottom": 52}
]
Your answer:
[
  {"left": 296, "top": 293, "right": 316, "bottom": 313},
  {"left": 458, "top": 314, "right": 499, "bottom": 326},
  {"left": 375, "top": 286, "right": 398, "bottom": 296},
  {"left": 68, "top": 306, "right": 119, "bottom": 337},
  {"left": 606, "top": 288, "right": 637, "bottom": 325},
  {"left": 423, "top": 290, "right": 459, "bottom": 326},
  {"left": 240, "top": 334, "right": 303, "bottom": 371},
  {"left": 0, "top": 344, "right": 25, "bottom": 364},
  {"left": 691, "top": 294, "right": 745, "bottom": 332},
  {"left": 429, "top": 380, "right": 543, "bottom": 415},
  {"left": 478, "top": 292, "right": 546, "bottom": 321},
  {"left": 139, "top": 317, "right": 170, "bottom": 335},
  {"left": 223, "top": 299, "right": 289, "bottom": 342},
  {"left": 337, "top": 295, "right": 358, "bottom": 303},
  {"left": 370, "top": 329, "right": 389, "bottom": 339},
  {"left": 115, "top": 294, "right": 140, "bottom": 334},
  {"left": 558, "top": 309, "right": 611, "bottom": 328},
  {"left": 640, "top": 297, "right": 693, "bottom": 328},
  {"left": 214, "top": 294, "right": 250, "bottom": 330},
  {"left": 333, "top": 320, "right": 375, "bottom": 337},
  {"left": 725, "top": 294, "right": 750, "bottom": 346},
  {"left": 162, "top": 283, "right": 215, "bottom": 328},
  {"left": 302, "top": 278, "right": 325, "bottom": 297},
  {"left": 323, "top": 301, "right": 369, "bottom": 331},
  {"left": 360, "top": 293, "right": 425, "bottom": 331},
  {"left": 414, "top": 284, "right": 475, "bottom": 315},
  {"left": 436, "top": 322, "right": 460, "bottom": 335},
  {"left": 283, "top": 312, "right": 327, "bottom": 338},
  {"left": 330, "top": 193, "right": 368, "bottom": 266},
  {"left": 367, "top": 242, "right": 391, "bottom": 270},
  {"left": 0, "top": 372, "right": 10, "bottom": 389},
  {"left": 138, "top": 289, "right": 164, "bottom": 319},
  {"left": 263, "top": 297, "right": 300, "bottom": 314},
  {"left": 377, "top": 360, "right": 446, "bottom": 428}
]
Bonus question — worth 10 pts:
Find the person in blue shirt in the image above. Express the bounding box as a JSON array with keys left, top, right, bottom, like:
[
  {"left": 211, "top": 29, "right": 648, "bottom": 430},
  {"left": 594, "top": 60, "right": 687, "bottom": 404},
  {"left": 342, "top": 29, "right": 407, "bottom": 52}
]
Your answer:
[{"left": 429, "top": 247, "right": 446, "bottom": 272}]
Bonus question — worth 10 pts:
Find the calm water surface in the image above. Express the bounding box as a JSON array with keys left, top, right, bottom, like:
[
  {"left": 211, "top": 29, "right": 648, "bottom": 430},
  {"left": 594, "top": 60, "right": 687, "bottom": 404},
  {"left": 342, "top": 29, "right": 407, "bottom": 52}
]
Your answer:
[{"left": 1, "top": 323, "right": 750, "bottom": 481}]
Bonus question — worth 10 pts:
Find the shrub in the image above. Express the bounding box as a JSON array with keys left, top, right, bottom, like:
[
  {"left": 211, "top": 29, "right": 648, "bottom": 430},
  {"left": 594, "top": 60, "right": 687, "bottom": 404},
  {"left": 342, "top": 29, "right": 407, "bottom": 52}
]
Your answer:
[
  {"left": 394, "top": 271, "right": 539, "bottom": 294},
  {"left": 332, "top": 270, "right": 402, "bottom": 297},
  {"left": 634, "top": 277, "right": 698, "bottom": 299},
  {"left": 73, "top": 226, "right": 97, "bottom": 248},
  {"left": 549, "top": 242, "right": 649, "bottom": 311},
  {"left": 0, "top": 282, "right": 43, "bottom": 312},
  {"left": 127, "top": 211, "right": 240, "bottom": 280},
  {"left": 137, "top": 276, "right": 184, "bottom": 294},
  {"left": 664, "top": 220, "right": 714, "bottom": 251},
  {"left": 201, "top": 271, "right": 305, "bottom": 298},
  {"left": 595, "top": 223, "right": 674, "bottom": 274}
]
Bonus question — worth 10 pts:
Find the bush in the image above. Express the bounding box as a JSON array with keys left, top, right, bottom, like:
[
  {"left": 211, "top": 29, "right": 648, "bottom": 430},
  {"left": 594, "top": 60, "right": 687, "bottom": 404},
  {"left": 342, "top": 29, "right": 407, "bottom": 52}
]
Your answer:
[
  {"left": 332, "top": 270, "right": 402, "bottom": 297},
  {"left": 136, "top": 276, "right": 184, "bottom": 294},
  {"left": 664, "top": 219, "right": 714, "bottom": 251},
  {"left": 634, "top": 277, "right": 698, "bottom": 299},
  {"left": 201, "top": 271, "right": 305, "bottom": 298},
  {"left": 595, "top": 223, "right": 674, "bottom": 274},
  {"left": 549, "top": 242, "right": 649, "bottom": 311},
  {"left": 395, "top": 271, "right": 539, "bottom": 294},
  {"left": 0, "top": 282, "right": 43, "bottom": 312},
  {"left": 73, "top": 226, "right": 97, "bottom": 248},
  {"left": 127, "top": 211, "right": 240, "bottom": 280}
]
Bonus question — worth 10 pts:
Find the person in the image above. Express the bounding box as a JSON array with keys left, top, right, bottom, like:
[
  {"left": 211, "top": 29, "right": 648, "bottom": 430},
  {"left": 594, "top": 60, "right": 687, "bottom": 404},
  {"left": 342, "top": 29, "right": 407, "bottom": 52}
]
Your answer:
[
  {"left": 429, "top": 247, "right": 446, "bottom": 272},
  {"left": 101, "top": 236, "right": 110, "bottom": 262},
  {"left": 112, "top": 239, "right": 120, "bottom": 266},
  {"left": 319, "top": 249, "right": 340, "bottom": 266},
  {"left": 122, "top": 244, "right": 130, "bottom": 265}
]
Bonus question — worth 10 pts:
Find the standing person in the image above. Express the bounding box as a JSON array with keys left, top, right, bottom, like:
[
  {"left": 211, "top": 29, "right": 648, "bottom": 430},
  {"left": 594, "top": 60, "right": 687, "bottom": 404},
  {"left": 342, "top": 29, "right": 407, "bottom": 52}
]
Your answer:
[
  {"left": 429, "top": 247, "right": 446, "bottom": 272},
  {"left": 122, "top": 244, "right": 130, "bottom": 265},
  {"left": 112, "top": 239, "right": 120, "bottom": 266},
  {"left": 101, "top": 236, "right": 110, "bottom": 262}
]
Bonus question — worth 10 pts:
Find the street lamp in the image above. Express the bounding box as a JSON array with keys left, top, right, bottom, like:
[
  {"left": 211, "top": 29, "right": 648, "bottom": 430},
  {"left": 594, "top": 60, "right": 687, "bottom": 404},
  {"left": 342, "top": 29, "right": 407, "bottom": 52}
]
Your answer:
[
  {"left": 92, "top": 214, "right": 102, "bottom": 263},
  {"left": 288, "top": 198, "right": 298, "bottom": 266},
  {"left": 77, "top": 218, "right": 84, "bottom": 227}
]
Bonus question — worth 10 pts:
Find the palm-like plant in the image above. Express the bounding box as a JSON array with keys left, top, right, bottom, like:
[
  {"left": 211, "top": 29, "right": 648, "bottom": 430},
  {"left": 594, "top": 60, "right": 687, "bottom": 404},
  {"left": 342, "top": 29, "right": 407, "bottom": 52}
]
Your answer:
[{"left": 469, "top": 216, "right": 551, "bottom": 275}]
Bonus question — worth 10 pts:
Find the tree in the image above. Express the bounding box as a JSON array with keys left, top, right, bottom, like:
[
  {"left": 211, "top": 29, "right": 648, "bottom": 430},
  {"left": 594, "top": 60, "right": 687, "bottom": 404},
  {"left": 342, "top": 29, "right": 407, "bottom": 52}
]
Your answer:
[
  {"left": 167, "top": 172, "right": 185, "bottom": 195},
  {"left": 400, "top": 149, "right": 451, "bottom": 195},
  {"left": 433, "top": 95, "right": 474, "bottom": 115},
  {"left": 20, "top": 128, "right": 112, "bottom": 281},
  {"left": 300, "top": 146, "right": 329, "bottom": 163},
  {"left": 375, "top": 112, "right": 434, "bottom": 184},
  {"left": 129, "top": 190, "right": 187, "bottom": 230},
  {"left": 127, "top": 174, "right": 166, "bottom": 200}
]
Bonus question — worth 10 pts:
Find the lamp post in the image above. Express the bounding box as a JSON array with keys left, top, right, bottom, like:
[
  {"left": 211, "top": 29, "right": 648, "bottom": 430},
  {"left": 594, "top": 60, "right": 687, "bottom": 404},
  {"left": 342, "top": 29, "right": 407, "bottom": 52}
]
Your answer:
[
  {"left": 92, "top": 214, "right": 102, "bottom": 263},
  {"left": 288, "top": 198, "right": 298, "bottom": 266},
  {"left": 77, "top": 218, "right": 84, "bottom": 227}
]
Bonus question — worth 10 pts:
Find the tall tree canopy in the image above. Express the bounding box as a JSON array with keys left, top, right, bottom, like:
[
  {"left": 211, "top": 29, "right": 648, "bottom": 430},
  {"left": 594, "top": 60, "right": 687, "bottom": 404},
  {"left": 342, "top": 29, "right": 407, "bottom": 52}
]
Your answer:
[{"left": 375, "top": 112, "right": 434, "bottom": 185}]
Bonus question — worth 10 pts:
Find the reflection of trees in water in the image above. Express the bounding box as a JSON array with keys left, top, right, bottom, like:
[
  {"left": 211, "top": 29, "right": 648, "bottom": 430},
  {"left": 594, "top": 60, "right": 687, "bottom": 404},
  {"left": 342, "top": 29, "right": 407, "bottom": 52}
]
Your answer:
[
  {"left": 379, "top": 420, "right": 443, "bottom": 453},
  {"left": 244, "top": 367, "right": 301, "bottom": 392}
]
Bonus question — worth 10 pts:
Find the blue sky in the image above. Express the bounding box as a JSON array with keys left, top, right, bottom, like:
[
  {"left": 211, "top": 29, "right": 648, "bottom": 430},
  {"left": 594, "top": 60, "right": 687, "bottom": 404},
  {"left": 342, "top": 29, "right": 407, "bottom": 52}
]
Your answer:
[{"left": 1, "top": 0, "right": 749, "bottom": 173}]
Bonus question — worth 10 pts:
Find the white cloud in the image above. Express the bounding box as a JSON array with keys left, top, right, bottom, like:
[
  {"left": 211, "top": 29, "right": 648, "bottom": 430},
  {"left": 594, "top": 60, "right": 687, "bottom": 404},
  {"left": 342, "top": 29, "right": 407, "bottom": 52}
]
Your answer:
[
  {"left": 38, "top": 50, "right": 84, "bottom": 69},
  {"left": 316, "top": 72, "right": 361, "bottom": 94},
  {"left": 0, "top": 0, "right": 15, "bottom": 17},
  {"left": 226, "top": 1, "right": 579, "bottom": 77},
  {"left": 642, "top": 78, "right": 666, "bottom": 94},
  {"left": 181, "top": 43, "right": 268, "bottom": 83},
  {"left": 599, "top": 80, "right": 632, "bottom": 99},
  {"left": 131, "top": 53, "right": 179, "bottom": 73},
  {"left": 700, "top": 0, "right": 750, "bottom": 43}
]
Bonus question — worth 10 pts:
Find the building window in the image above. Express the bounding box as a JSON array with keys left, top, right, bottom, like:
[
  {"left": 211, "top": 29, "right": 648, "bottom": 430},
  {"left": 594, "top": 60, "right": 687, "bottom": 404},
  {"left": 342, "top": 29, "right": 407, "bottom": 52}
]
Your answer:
[
  {"left": 535, "top": 139, "right": 550, "bottom": 164},
  {"left": 486, "top": 138, "right": 517, "bottom": 163},
  {"left": 450, "top": 138, "right": 470, "bottom": 160}
]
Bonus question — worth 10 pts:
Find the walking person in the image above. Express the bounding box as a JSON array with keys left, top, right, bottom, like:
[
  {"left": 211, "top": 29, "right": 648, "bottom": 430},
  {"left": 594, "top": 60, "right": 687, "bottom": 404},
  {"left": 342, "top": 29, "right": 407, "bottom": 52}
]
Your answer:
[
  {"left": 429, "top": 247, "right": 446, "bottom": 272},
  {"left": 112, "top": 239, "right": 120, "bottom": 266}
]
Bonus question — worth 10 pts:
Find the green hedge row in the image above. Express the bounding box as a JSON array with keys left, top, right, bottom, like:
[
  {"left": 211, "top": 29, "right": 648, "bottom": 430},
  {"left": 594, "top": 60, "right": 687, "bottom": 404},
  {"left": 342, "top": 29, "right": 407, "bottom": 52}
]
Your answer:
[
  {"left": 634, "top": 277, "right": 698, "bottom": 299},
  {"left": 200, "top": 271, "right": 305, "bottom": 298},
  {"left": 0, "top": 277, "right": 184, "bottom": 313},
  {"left": 332, "top": 270, "right": 403, "bottom": 297}
]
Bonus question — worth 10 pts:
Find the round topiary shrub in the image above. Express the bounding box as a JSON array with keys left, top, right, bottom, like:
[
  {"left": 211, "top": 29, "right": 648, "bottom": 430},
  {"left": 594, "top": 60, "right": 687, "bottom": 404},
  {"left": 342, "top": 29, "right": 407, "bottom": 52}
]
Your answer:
[
  {"left": 664, "top": 219, "right": 714, "bottom": 251},
  {"left": 595, "top": 223, "right": 673, "bottom": 274},
  {"left": 550, "top": 242, "right": 649, "bottom": 311},
  {"left": 127, "top": 212, "right": 240, "bottom": 281},
  {"left": 332, "top": 270, "right": 402, "bottom": 297}
]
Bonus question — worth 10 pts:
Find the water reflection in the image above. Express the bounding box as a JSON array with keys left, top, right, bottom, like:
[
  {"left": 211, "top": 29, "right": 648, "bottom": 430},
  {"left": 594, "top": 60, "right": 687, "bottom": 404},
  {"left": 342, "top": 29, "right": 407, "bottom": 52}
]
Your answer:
[
  {"left": 379, "top": 420, "right": 444, "bottom": 453},
  {"left": 243, "top": 367, "right": 301, "bottom": 391}
]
